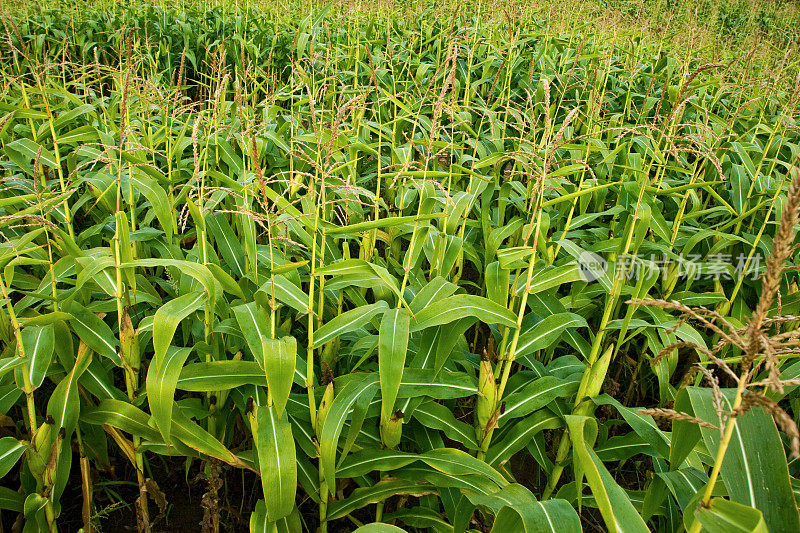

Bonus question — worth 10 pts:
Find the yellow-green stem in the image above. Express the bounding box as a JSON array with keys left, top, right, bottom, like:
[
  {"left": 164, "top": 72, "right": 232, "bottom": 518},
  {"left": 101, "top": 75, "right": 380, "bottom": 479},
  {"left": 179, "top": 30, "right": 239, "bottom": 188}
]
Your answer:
[{"left": 687, "top": 382, "right": 745, "bottom": 533}]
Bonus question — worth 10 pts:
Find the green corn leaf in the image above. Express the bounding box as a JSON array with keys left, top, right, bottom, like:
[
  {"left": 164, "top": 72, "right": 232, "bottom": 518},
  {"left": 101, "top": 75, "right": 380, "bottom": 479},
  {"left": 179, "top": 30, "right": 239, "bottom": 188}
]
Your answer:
[
  {"left": 414, "top": 401, "right": 479, "bottom": 450},
  {"left": 70, "top": 255, "right": 116, "bottom": 298},
  {"left": 18, "top": 312, "right": 72, "bottom": 329},
  {"left": 0, "top": 385, "right": 21, "bottom": 415},
  {"left": 115, "top": 211, "right": 135, "bottom": 289},
  {"left": 124, "top": 259, "right": 219, "bottom": 302},
  {"left": 262, "top": 336, "right": 296, "bottom": 419},
  {"left": 352, "top": 524, "right": 406, "bottom": 532},
  {"left": 170, "top": 406, "right": 243, "bottom": 468},
  {"left": 0, "top": 437, "right": 26, "bottom": 478},
  {"left": 0, "top": 357, "right": 24, "bottom": 379},
  {"left": 396, "top": 370, "right": 478, "bottom": 400},
  {"left": 82, "top": 399, "right": 163, "bottom": 442},
  {"left": 595, "top": 433, "right": 654, "bottom": 462},
  {"left": 593, "top": 394, "right": 671, "bottom": 458},
  {"left": 313, "top": 301, "right": 389, "bottom": 348},
  {"left": 207, "top": 213, "right": 246, "bottom": 277},
  {"left": 326, "top": 479, "right": 432, "bottom": 521},
  {"left": 516, "top": 313, "right": 588, "bottom": 361},
  {"left": 317, "top": 260, "right": 401, "bottom": 300},
  {"left": 46, "top": 346, "right": 91, "bottom": 437},
  {"left": 729, "top": 164, "right": 750, "bottom": 214},
  {"left": 22, "top": 492, "right": 49, "bottom": 532},
  {"left": 498, "top": 376, "right": 579, "bottom": 425},
  {"left": 0, "top": 485, "right": 24, "bottom": 513},
  {"left": 658, "top": 467, "right": 709, "bottom": 510},
  {"left": 672, "top": 387, "right": 800, "bottom": 532},
  {"left": 206, "top": 263, "right": 244, "bottom": 298},
  {"left": 486, "top": 410, "right": 562, "bottom": 466},
  {"left": 320, "top": 374, "right": 380, "bottom": 492},
  {"left": 232, "top": 302, "right": 271, "bottom": 364},
  {"left": 565, "top": 415, "right": 650, "bottom": 533},
  {"left": 79, "top": 359, "right": 126, "bottom": 400},
  {"left": 258, "top": 275, "right": 311, "bottom": 314},
  {"left": 249, "top": 500, "right": 303, "bottom": 533},
  {"left": 515, "top": 262, "right": 584, "bottom": 295},
  {"left": 486, "top": 261, "right": 510, "bottom": 306},
  {"left": 695, "top": 497, "right": 767, "bottom": 533},
  {"left": 21, "top": 324, "right": 54, "bottom": 389},
  {"left": 5, "top": 138, "right": 58, "bottom": 168},
  {"left": 336, "top": 448, "right": 418, "bottom": 479},
  {"left": 421, "top": 448, "right": 507, "bottom": 487},
  {"left": 177, "top": 360, "right": 268, "bottom": 390},
  {"left": 151, "top": 290, "right": 206, "bottom": 397},
  {"left": 384, "top": 506, "right": 453, "bottom": 530},
  {"left": 324, "top": 214, "right": 442, "bottom": 235},
  {"left": 248, "top": 499, "right": 270, "bottom": 533},
  {"left": 379, "top": 308, "right": 410, "bottom": 422},
  {"left": 252, "top": 403, "right": 297, "bottom": 522},
  {"left": 64, "top": 302, "right": 120, "bottom": 365},
  {"left": 468, "top": 484, "right": 581, "bottom": 533},
  {"left": 235, "top": 197, "right": 258, "bottom": 282},
  {"left": 411, "top": 294, "right": 517, "bottom": 331},
  {"left": 146, "top": 346, "right": 193, "bottom": 443},
  {"left": 130, "top": 172, "right": 173, "bottom": 241},
  {"left": 409, "top": 276, "right": 459, "bottom": 314},
  {"left": 396, "top": 464, "right": 499, "bottom": 495}
]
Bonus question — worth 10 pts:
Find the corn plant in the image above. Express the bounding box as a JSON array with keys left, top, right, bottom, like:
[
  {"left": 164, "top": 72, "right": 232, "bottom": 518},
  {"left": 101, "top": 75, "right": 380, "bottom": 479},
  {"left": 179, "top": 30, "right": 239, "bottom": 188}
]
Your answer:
[{"left": 1, "top": 0, "right": 800, "bottom": 532}]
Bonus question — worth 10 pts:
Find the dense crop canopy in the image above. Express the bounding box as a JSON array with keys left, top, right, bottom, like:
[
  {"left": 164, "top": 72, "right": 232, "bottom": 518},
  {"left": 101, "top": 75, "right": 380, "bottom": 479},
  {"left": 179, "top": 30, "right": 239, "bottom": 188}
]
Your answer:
[{"left": 1, "top": 1, "right": 800, "bottom": 532}]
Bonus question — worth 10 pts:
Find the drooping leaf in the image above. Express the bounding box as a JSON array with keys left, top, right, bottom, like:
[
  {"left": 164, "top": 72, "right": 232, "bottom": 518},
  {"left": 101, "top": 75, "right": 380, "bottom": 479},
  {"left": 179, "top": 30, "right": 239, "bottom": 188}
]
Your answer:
[
  {"left": 695, "top": 497, "right": 768, "bottom": 533},
  {"left": 326, "top": 479, "right": 432, "bottom": 521},
  {"left": 498, "top": 376, "right": 578, "bottom": 425},
  {"left": 151, "top": 291, "right": 206, "bottom": 400},
  {"left": 313, "top": 301, "right": 389, "bottom": 348},
  {"left": 177, "top": 360, "right": 268, "bottom": 390},
  {"left": 467, "top": 484, "right": 581, "bottom": 533},
  {"left": 82, "top": 399, "right": 163, "bottom": 442},
  {"left": 411, "top": 294, "right": 517, "bottom": 331},
  {"left": 486, "top": 410, "right": 561, "bottom": 466},
  {"left": 319, "top": 374, "right": 380, "bottom": 492},
  {"left": 0, "top": 485, "right": 24, "bottom": 512},
  {"left": 516, "top": 313, "right": 588, "bottom": 361},
  {"left": 46, "top": 345, "right": 92, "bottom": 437},
  {"left": 170, "top": 406, "right": 242, "bottom": 467},
  {"left": 130, "top": 172, "right": 173, "bottom": 241},
  {"left": 258, "top": 275, "right": 311, "bottom": 314},
  {"left": 64, "top": 302, "right": 119, "bottom": 365},
  {"left": 565, "top": 415, "right": 650, "bottom": 533},
  {"left": 414, "top": 401, "right": 479, "bottom": 451},
  {"left": 675, "top": 387, "right": 800, "bottom": 532},
  {"left": 21, "top": 324, "right": 54, "bottom": 389},
  {"left": 207, "top": 212, "right": 246, "bottom": 277},
  {"left": 252, "top": 403, "right": 297, "bottom": 522},
  {"left": 0, "top": 437, "right": 27, "bottom": 478},
  {"left": 146, "top": 346, "right": 193, "bottom": 442},
  {"left": 232, "top": 302, "right": 271, "bottom": 364},
  {"left": 262, "top": 336, "right": 296, "bottom": 419},
  {"left": 379, "top": 308, "right": 410, "bottom": 422}
]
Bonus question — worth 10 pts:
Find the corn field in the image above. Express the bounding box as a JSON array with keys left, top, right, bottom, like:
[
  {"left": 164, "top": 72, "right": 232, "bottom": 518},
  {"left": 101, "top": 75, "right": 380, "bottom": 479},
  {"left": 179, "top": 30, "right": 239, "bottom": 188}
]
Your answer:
[{"left": 1, "top": 0, "right": 800, "bottom": 531}]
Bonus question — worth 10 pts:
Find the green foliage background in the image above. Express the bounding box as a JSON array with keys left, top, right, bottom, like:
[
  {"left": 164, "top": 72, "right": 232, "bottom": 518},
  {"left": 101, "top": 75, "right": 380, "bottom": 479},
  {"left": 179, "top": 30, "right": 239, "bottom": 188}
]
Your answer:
[{"left": 0, "top": 0, "right": 799, "bottom": 531}]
